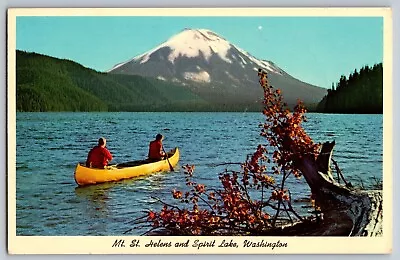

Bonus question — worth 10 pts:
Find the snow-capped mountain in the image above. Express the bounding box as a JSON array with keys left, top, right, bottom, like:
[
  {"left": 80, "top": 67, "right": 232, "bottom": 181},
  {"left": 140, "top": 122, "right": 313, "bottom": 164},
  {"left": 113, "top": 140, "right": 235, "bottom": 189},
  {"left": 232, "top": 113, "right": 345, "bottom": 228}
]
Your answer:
[{"left": 108, "top": 28, "right": 326, "bottom": 107}]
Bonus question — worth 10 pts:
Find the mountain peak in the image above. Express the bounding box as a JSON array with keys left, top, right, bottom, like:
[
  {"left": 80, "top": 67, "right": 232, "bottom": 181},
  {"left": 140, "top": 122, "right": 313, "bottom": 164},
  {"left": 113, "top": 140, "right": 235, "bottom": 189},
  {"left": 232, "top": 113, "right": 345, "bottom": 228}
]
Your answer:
[
  {"left": 107, "top": 28, "right": 327, "bottom": 107},
  {"left": 108, "top": 28, "right": 283, "bottom": 75},
  {"left": 133, "top": 28, "right": 232, "bottom": 65},
  {"left": 180, "top": 28, "right": 227, "bottom": 41}
]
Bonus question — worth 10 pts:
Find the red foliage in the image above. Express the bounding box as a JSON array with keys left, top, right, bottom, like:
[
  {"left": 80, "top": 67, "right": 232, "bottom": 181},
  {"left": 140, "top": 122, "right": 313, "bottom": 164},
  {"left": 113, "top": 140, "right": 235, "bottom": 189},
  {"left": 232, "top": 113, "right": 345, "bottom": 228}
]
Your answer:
[{"left": 144, "top": 69, "right": 319, "bottom": 235}]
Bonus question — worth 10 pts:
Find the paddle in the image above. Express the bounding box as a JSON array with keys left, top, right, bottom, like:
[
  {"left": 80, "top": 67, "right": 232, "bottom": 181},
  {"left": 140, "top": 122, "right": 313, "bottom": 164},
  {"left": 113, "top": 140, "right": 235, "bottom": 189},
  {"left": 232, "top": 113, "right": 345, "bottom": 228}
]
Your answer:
[{"left": 162, "top": 145, "right": 174, "bottom": 171}]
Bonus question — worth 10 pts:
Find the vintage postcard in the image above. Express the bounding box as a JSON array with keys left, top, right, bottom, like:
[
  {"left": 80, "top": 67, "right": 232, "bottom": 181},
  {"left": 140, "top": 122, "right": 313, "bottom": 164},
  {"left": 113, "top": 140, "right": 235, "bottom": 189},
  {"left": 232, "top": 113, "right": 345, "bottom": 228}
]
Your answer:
[{"left": 7, "top": 7, "right": 392, "bottom": 254}]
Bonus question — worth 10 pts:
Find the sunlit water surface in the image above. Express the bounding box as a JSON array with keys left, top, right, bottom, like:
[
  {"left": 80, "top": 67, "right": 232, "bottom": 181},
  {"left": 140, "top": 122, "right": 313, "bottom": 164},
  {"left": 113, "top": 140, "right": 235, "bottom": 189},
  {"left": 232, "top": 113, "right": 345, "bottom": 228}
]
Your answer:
[{"left": 16, "top": 112, "right": 382, "bottom": 235}]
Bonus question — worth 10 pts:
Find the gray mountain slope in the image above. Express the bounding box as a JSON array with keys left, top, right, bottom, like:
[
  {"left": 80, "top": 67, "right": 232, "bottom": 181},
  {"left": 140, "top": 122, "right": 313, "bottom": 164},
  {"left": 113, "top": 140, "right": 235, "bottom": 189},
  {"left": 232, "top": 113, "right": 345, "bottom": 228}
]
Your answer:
[{"left": 108, "top": 29, "right": 327, "bottom": 108}]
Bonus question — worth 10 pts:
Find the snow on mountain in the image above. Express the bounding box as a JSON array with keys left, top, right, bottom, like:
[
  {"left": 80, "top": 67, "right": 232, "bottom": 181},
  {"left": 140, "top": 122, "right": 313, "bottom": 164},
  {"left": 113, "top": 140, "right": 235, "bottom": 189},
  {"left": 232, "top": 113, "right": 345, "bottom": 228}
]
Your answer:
[
  {"left": 109, "top": 28, "right": 280, "bottom": 75},
  {"left": 140, "top": 29, "right": 232, "bottom": 64},
  {"left": 182, "top": 71, "right": 211, "bottom": 83},
  {"left": 107, "top": 28, "right": 327, "bottom": 106},
  {"left": 230, "top": 45, "right": 282, "bottom": 75}
]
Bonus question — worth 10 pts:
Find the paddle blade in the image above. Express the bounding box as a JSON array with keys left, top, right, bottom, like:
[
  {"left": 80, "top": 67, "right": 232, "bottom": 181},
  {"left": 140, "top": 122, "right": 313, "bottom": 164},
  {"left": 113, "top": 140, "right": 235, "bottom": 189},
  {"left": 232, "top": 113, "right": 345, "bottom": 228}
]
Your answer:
[{"left": 162, "top": 145, "right": 174, "bottom": 172}]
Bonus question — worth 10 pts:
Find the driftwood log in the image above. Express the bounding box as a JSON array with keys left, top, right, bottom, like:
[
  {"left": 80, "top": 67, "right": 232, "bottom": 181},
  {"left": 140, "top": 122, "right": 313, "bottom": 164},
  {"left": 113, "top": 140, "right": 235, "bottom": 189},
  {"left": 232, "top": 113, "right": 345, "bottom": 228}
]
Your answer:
[
  {"left": 146, "top": 141, "right": 382, "bottom": 237},
  {"left": 259, "top": 141, "right": 382, "bottom": 237},
  {"left": 289, "top": 141, "right": 383, "bottom": 236}
]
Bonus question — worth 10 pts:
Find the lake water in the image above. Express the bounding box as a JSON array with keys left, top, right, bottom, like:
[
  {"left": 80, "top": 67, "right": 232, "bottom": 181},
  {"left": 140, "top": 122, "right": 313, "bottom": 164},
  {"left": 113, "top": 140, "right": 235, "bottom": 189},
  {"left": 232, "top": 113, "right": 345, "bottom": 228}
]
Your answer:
[{"left": 15, "top": 112, "right": 383, "bottom": 236}]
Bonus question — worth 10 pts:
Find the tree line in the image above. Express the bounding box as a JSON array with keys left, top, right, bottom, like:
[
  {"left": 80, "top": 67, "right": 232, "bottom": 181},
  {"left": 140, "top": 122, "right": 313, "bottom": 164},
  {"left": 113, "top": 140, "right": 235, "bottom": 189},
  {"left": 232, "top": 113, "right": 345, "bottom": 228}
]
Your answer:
[
  {"left": 16, "top": 50, "right": 273, "bottom": 112},
  {"left": 16, "top": 50, "right": 212, "bottom": 112},
  {"left": 15, "top": 50, "right": 324, "bottom": 112},
  {"left": 316, "top": 63, "right": 383, "bottom": 114}
]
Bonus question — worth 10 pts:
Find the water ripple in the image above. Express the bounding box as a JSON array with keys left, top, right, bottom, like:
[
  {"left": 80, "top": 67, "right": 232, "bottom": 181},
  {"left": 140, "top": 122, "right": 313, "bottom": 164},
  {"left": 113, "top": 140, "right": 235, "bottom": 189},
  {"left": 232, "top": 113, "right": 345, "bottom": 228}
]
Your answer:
[{"left": 16, "top": 112, "right": 383, "bottom": 236}]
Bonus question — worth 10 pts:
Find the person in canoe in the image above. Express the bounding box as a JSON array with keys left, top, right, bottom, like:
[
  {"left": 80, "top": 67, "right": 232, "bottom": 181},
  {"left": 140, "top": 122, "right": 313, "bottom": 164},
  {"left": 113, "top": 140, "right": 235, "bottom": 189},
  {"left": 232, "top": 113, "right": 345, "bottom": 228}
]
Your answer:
[
  {"left": 86, "top": 137, "right": 113, "bottom": 168},
  {"left": 148, "top": 134, "right": 166, "bottom": 162}
]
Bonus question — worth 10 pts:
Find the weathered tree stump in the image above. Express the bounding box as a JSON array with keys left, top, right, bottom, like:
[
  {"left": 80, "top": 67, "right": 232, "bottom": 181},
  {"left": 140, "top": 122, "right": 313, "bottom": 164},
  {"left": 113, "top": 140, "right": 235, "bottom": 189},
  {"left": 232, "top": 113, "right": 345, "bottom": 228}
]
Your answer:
[
  {"left": 142, "top": 141, "right": 382, "bottom": 237},
  {"left": 294, "top": 141, "right": 383, "bottom": 236}
]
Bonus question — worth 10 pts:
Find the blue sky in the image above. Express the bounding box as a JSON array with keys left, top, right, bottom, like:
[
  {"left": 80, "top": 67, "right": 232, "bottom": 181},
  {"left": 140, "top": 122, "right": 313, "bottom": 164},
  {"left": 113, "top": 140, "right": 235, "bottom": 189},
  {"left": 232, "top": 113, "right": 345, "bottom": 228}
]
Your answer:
[{"left": 16, "top": 16, "right": 383, "bottom": 89}]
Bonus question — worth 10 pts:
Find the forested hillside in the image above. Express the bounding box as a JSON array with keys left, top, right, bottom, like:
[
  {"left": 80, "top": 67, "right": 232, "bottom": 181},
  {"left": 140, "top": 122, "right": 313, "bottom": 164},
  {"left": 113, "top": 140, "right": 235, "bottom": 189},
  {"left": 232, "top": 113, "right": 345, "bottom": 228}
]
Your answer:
[
  {"left": 316, "top": 63, "right": 383, "bottom": 114},
  {"left": 16, "top": 50, "right": 208, "bottom": 112}
]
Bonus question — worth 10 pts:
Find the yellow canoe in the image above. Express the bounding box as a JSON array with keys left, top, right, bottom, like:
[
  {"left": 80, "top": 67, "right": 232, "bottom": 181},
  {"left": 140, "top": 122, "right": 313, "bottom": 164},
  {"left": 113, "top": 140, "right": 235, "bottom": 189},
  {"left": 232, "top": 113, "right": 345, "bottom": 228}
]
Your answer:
[{"left": 74, "top": 147, "right": 179, "bottom": 186}]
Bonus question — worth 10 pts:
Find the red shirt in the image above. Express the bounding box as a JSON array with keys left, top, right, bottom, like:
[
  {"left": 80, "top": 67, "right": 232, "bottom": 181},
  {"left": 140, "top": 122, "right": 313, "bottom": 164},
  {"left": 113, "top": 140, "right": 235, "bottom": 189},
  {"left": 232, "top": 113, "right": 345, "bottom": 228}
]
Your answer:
[
  {"left": 148, "top": 140, "right": 163, "bottom": 160},
  {"left": 86, "top": 145, "right": 113, "bottom": 168}
]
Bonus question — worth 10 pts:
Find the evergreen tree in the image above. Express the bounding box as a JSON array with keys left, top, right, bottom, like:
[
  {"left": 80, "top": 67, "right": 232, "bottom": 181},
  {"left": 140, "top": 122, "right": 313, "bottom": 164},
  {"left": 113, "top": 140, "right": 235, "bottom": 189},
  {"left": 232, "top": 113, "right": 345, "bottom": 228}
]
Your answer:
[
  {"left": 316, "top": 63, "right": 383, "bottom": 114},
  {"left": 15, "top": 50, "right": 210, "bottom": 112}
]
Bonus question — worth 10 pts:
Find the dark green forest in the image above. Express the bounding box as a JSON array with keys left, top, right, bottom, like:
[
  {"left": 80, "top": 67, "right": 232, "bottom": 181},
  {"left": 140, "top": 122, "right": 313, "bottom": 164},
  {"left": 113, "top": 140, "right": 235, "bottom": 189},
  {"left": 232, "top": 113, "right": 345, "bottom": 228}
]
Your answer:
[
  {"left": 14, "top": 50, "right": 316, "bottom": 112},
  {"left": 316, "top": 63, "right": 383, "bottom": 114},
  {"left": 17, "top": 50, "right": 382, "bottom": 113},
  {"left": 16, "top": 50, "right": 213, "bottom": 112}
]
